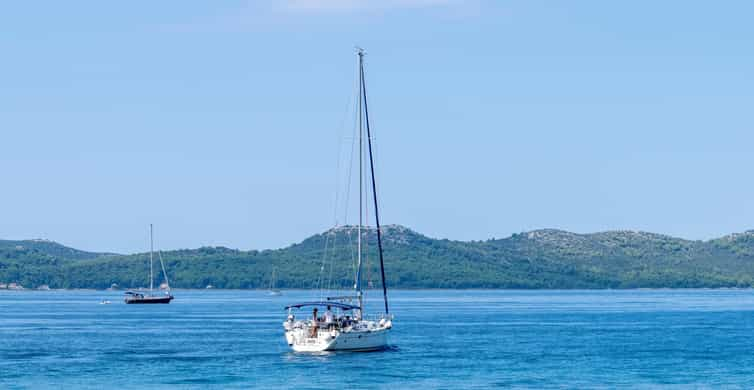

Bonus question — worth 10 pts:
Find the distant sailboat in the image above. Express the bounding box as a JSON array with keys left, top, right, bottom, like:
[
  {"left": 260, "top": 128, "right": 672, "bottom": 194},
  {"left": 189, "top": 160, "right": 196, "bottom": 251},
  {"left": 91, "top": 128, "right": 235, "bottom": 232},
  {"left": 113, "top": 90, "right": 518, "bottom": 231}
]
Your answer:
[
  {"left": 125, "top": 224, "right": 174, "bottom": 304},
  {"left": 268, "top": 267, "right": 282, "bottom": 296},
  {"left": 283, "top": 49, "right": 392, "bottom": 352}
]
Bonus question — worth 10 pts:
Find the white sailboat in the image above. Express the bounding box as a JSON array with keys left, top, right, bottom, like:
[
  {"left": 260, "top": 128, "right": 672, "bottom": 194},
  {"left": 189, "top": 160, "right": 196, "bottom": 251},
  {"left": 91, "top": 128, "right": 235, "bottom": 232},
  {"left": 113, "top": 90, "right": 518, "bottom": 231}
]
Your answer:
[{"left": 283, "top": 49, "right": 393, "bottom": 352}]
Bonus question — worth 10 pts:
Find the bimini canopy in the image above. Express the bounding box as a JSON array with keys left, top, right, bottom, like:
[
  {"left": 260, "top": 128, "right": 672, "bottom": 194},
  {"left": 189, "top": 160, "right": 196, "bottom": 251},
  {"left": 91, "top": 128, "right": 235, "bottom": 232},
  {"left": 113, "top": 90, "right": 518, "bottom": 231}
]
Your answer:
[{"left": 284, "top": 301, "right": 359, "bottom": 311}]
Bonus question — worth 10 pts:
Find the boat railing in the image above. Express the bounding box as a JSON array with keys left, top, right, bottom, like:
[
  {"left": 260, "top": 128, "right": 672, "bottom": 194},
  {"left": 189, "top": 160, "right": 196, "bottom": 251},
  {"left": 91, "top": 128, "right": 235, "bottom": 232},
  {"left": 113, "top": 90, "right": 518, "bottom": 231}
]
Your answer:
[
  {"left": 359, "top": 312, "right": 393, "bottom": 322},
  {"left": 287, "top": 312, "right": 392, "bottom": 332}
]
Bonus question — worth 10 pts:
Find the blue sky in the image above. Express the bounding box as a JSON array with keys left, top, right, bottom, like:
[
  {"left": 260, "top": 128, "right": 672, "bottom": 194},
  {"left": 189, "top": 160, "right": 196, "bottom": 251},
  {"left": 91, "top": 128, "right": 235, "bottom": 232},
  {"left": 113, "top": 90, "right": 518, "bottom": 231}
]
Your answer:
[{"left": 1, "top": 1, "right": 753, "bottom": 253}]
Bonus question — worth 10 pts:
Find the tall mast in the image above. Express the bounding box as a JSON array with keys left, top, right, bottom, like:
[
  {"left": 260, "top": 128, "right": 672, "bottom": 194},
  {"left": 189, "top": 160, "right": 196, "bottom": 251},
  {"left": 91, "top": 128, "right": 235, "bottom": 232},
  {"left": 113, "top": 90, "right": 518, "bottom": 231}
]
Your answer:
[
  {"left": 359, "top": 49, "right": 389, "bottom": 314},
  {"left": 355, "top": 49, "right": 364, "bottom": 317},
  {"left": 149, "top": 223, "right": 154, "bottom": 293}
]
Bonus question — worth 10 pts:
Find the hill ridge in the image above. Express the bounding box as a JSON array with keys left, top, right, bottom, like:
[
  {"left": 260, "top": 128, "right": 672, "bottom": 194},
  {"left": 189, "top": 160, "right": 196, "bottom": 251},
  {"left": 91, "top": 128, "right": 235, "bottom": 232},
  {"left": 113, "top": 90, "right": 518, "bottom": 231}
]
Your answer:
[{"left": 2, "top": 224, "right": 750, "bottom": 254}]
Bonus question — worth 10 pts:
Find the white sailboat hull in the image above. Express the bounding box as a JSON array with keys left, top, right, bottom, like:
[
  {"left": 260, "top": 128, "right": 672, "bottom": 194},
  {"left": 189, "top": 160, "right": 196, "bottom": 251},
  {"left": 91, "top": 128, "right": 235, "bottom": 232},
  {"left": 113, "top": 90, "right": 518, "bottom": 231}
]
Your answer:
[
  {"left": 284, "top": 321, "right": 391, "bottom": 352},
  {"left": 327, "top": 327, "right": 389, "bottom": 351},
  {"left": 285, "top": 328, "right": 389, "bottom": 352}
]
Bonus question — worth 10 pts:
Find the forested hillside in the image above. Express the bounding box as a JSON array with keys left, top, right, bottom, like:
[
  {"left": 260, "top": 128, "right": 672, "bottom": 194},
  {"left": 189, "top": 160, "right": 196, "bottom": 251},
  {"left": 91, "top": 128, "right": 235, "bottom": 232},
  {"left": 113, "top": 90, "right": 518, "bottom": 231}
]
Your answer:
[{"left": 3, "top": 225, "right": 754, "bottom": 289}]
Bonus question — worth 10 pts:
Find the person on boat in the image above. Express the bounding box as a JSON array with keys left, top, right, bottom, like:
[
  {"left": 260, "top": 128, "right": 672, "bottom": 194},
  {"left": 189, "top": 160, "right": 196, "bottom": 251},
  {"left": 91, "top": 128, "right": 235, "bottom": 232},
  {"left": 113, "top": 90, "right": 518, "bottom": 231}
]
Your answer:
[
  {"left": 310, "top": 307, "right": 319, "bottom": 337},
  {"left": 324, "top": 306, "right": 334, "bottom": 329}
]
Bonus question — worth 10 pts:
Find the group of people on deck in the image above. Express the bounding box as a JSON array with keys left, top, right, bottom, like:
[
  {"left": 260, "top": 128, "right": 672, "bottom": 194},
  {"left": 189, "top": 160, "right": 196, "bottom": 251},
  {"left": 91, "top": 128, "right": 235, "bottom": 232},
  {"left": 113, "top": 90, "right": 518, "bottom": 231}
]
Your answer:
[{"left": 308, "top": 306, "right": 354, "bottom": 337}]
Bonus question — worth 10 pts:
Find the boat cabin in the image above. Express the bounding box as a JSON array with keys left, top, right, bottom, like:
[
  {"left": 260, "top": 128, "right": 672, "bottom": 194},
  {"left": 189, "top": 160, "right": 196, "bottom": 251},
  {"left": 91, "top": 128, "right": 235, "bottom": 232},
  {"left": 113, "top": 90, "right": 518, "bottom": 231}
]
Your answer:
[
  {"left": 284, "top": 301, "right": 362, "bottom": 331},
  {"left": 124, "top": 291, "right": 145, "bottom": 299}
]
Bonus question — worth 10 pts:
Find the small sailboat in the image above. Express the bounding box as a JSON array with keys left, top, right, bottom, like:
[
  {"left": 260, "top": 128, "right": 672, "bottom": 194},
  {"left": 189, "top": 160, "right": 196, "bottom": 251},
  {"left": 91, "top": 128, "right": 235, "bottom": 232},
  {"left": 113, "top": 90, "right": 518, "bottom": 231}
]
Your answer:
[
  {"left": 125, "top": 224, "right": 174, "bottom": 304},
  {"left": 268, "top": 267, "right": 282, "bottom": 296},
  {"left": 283, "top": 49, "right": 393, "bottom": 352}
]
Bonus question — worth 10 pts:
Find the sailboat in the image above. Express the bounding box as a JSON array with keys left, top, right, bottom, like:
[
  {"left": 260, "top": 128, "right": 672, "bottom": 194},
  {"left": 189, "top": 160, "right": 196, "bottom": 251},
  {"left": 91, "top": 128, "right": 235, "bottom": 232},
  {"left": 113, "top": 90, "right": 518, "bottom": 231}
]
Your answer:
[
  {"left": 125, "top": 224, "right": 174, "bottom": 304},
  {"left": 268, "top": 267, "right": 282, "bottom": 296},
  {"left": 283, "top": 49, "right": 393, "bottom": 352}
]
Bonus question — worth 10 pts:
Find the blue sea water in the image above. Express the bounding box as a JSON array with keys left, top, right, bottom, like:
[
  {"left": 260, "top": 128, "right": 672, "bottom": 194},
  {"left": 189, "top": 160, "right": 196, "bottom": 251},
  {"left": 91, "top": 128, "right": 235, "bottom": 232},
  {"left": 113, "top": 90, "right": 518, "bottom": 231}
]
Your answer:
[{"left": 2, "top": 289, "right": 754, "bottom": 389}]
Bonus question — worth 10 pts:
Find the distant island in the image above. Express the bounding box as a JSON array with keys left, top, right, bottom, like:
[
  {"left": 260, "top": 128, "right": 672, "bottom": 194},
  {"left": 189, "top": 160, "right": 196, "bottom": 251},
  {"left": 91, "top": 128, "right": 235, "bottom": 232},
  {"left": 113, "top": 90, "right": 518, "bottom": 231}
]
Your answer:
[{"left": 3, "top": 225, "right": 754, "bottom": 290}]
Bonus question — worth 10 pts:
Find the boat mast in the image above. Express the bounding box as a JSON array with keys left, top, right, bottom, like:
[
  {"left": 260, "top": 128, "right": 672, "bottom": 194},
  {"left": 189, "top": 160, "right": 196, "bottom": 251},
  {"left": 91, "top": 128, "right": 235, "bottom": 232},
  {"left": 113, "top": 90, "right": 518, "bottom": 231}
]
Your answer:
[
  {"left": 355, "top": 49, "right": 364, "bottom": 318},
  {"left": 149, "top": 223, "right": 154, "bottom": 293},
  {"left": 359, "top": 49, "right": 389, "bottom": 315}
]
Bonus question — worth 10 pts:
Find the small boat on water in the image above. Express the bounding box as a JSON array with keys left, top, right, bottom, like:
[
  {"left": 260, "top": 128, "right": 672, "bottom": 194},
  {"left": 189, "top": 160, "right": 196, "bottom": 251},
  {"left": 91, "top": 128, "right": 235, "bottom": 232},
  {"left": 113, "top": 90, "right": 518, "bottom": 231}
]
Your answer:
[
  {"left": 125, "top": 224, "right": 174, "bottom": 304},
  {"left": 283, "top": 49, "right": 392, "bottom": 352},
  {"left": 99, "top": 300, "right": 111, "bottom": 305}
]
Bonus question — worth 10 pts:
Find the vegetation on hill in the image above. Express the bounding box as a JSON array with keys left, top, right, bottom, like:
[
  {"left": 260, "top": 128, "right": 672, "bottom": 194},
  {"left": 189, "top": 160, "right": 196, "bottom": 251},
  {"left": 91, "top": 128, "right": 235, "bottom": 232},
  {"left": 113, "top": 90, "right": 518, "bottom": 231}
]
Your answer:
[{"left": 3, "top": 226, "right": 754, "bottom": 289}]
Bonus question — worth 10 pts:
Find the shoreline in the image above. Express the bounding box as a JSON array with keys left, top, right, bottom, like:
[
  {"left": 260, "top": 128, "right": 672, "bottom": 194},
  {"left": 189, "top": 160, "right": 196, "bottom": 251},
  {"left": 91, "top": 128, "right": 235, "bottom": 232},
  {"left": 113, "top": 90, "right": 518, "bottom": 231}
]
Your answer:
[{"left": 2, "top": 287, "right": 754, "bottom": 292}]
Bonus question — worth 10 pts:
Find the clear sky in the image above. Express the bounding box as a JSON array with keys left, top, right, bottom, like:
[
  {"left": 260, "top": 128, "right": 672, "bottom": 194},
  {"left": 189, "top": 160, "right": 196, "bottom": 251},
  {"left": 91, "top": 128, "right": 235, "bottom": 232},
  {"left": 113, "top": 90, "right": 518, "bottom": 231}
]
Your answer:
[{"left": 1, "top": 1, "right": 753, "bottom": 253}]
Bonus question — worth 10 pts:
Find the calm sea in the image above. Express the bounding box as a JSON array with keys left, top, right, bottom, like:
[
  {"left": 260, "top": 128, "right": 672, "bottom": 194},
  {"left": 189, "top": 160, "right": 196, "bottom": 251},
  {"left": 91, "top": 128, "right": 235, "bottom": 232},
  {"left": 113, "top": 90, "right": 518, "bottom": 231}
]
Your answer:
[{"left": 2, "top": 289, "right": 754, "bottom": 388}]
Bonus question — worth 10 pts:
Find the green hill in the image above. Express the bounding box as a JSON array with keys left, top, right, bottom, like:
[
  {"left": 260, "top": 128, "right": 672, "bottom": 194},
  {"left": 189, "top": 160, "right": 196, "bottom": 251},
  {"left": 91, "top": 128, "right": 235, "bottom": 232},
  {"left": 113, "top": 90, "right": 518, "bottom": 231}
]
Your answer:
[{"left": 3, "top": 225, "right": 754, "bottom": 289}]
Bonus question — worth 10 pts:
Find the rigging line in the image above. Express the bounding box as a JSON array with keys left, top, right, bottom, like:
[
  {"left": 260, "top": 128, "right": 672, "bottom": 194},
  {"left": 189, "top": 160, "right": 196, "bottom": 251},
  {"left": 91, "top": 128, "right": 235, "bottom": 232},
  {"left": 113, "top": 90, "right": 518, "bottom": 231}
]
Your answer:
[
  {"left": 322, "top": 231, "right": 333, "bottom": 289},
  {"left": 346, "top": 229, "right": 356, "bottom": 276},
  {"left": 360, "top": 51, "right": 389, "bottom": 314},
  {"left": 343, "top": 103, "right": 358, "bottom": 228},
  {"left": 320, "top": 54, "right": 361, "bottom": 300},
  {"left": 355, "top": 49, "right": 364, "bottom": 297},
  {"left": 327, "top": 56, "right": 362, "bottom": 296},
  {"left": 344, "top": 82, "right": 360, "bottom": 283},
  {"left": 316, "top": 228, "right": 329, "bottom": 290},
  {"left": 346, "top": 229, "right": 356, "bottom": 287},
  {"left": 157, "top": 250, "right": 170, "bottom": 291},
  {"left": 361, "top": 64, "right": 384, "bottom": 237},
  {"left": 316, "top": 230, "right": 332, "bottom": 299},
  {"left": 325, "top": 227, "right": 339, "bottom": 295},
  {"left": 341, "top": 52, "right": 361, "bottom": 227},
  {"left": 362, "top": 150, "right": 370, "bottom": 306},
  {"left": 342, "top": 234, "right": 353, "bottom": 291},
  {"left": 365, "top": 209, "right": 372, "bottom": 294},
  {"left": 370, "top": 114, "right": 383, "bottom": 227},
  {"left": 325, "top": 229, "right": 344, "bottom": 299},
  {"left": 332, "top": 56, "right": 361, "bottom": 227},
  {"left": 364, "top": 209, "right": 370, "bottom": 307},
  {"left": 341, "top": 55, "right": 361, "bottom": 287}
]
